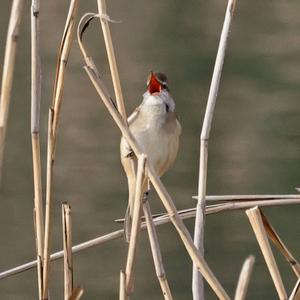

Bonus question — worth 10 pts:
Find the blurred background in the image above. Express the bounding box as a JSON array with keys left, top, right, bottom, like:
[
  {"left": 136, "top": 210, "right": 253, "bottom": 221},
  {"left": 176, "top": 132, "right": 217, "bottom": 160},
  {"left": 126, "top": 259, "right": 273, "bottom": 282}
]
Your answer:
[{"left": 1, "top": 0, "right": 300, "bottom": 299}]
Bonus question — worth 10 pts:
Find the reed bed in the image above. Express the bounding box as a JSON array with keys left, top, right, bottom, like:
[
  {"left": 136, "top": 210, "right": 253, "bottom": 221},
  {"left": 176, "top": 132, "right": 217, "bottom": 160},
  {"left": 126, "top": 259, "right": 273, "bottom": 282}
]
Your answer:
[{"left": 0, "top": 0, "right": 299, "bottom": 299}]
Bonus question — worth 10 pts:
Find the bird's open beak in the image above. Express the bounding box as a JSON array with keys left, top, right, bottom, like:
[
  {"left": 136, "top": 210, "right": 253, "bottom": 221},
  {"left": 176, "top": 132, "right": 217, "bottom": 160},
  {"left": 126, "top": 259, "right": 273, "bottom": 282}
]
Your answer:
[{"left": 147, "top": 72, "right": 162, "bottom": 94}]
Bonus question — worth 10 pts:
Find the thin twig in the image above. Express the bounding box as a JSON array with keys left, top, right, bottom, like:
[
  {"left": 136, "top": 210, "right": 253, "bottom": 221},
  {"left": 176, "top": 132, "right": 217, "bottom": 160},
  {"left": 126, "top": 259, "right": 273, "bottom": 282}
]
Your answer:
[
  {"left": 97, "top": 0, "right": 127, "bottom": 120},
  {"left": 246, "top": 207, "right": 287, "bottom": 300},
  {"left": 193, "top": 0, "right": 237, "bottom": 298},
  {"left": 0, "top": 0, "right": 24, "bottom": 183},
  {"left": 31, "top": 0, "right": 44, "bottom": 298},
  {"left": 125, "top": 154, "right": 146, "bottom": 294},
  {"left": 234, "top": 255, "right": 255, "bottom": 300},
  {"left": 143, "top": 200, "right": 173, "bottom": 300},
  {"left": 77, "top": 18, "right": 229, "bottom": 297},
  {"left": 62, "top": 203, "right": 73, "bottom": 300}
]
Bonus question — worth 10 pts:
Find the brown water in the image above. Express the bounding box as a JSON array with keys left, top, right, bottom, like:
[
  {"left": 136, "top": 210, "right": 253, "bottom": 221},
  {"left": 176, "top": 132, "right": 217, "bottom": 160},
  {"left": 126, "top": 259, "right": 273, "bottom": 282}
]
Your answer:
[{"left": 1, "top": 1, "right": 300, "bottom": 299}]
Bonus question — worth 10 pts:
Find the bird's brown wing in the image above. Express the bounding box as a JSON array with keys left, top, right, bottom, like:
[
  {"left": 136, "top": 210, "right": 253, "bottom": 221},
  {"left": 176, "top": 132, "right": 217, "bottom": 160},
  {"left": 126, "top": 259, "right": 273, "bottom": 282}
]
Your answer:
[{"left": 120, "top": 107, "right": 141, "bottom": 242}]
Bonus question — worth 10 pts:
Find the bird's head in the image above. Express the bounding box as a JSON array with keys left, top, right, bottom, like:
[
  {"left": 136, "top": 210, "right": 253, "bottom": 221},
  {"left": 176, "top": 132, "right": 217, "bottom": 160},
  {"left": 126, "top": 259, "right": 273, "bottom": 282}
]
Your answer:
[{"left": 146, "top": 72, "right": 169, "bottom": 94}]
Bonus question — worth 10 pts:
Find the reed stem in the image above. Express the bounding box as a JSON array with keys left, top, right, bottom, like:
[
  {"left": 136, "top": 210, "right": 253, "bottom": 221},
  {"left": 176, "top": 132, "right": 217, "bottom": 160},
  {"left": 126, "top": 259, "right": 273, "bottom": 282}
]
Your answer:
[
  {"left": 42, "top": 109, "right": 54, "bottom": 300},
  {"left": 62, "top": 203, "right": 73, "bottom": 300},
  {"left": 31, "top": 0, "right": 44, "bottom": 297},
  {"left": 234, "top": 255, "right": 255, "bottom": 300},
  {"left": 143, "top": 200, "right": 173, "bottom": 300},
  {"left": 125, "top": 154, "right": 146, "bottom": 294},
  {"left": 0, "top": 0, "right": 24, "bottom": 183},
  {"left": 97, "top": 0, "right": 127, "bottom": 121},
  {"left": 246, "top": 207, "right": 287, "bottom": 300},
  {"left": 193, "top": 0, "right": 236, "bottom": 298},
  {"left": 119, "top": 270, "right": 127, "bottom": 300}
]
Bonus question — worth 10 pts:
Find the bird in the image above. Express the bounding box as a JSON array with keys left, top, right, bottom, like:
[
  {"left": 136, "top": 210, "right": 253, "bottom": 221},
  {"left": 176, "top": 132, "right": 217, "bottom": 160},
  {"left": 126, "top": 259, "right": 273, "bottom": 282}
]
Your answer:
[{"left": 120, "top": 71, "right": 181, "bottom": 242}]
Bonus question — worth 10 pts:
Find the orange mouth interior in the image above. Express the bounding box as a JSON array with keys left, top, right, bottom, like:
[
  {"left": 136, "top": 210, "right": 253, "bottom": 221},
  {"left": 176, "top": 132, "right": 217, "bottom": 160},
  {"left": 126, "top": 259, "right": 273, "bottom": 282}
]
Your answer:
[{"left": 148, "top": 74, "right": 161, "bottom": 94}]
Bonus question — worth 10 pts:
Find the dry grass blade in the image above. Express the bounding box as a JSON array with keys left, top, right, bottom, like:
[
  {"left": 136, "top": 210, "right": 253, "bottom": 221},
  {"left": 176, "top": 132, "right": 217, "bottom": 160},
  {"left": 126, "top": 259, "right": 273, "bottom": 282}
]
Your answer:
[
  {"left": 143, "top": 200, "right": 173, "bottom": 300},
  {"left": 246, "top": 207, "right": 287, "bottom": 300},
  {"left": 193, "top": 0, "right": 237, "bottom": 297},
  {"left": 0, "top": 0, "right": 24, "bottom": 183},
  {"left": 62, "top": 203, "right": 73, "bottom": 299},
  {"left": 78, "top": 15, "right": 230, "bottom": 300},
  {"left": 125, "top": 154, "right": 146, "bottom": 294},
  {"left": 97, "top": 0, "right": 127, "bottom": 120},
  {"left": 234, "top": 255, "right": 255, "bottom": 300},
  {"left": 31, "top": 0, "right": 44, "bottom": 298},
  {"left": 260, "top": 210, "right": 300, "bottom": 278},
  {"left": 69, "top": 286, "right": 84, "bottom": 300},
  {"left": 289, "top": 279, "right": 300, "bottom": 300}
]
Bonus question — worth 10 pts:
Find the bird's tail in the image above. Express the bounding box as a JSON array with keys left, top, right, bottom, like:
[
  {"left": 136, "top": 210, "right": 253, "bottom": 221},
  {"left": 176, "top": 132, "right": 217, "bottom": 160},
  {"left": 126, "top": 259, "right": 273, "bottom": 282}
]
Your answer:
[{"left": 124, "top": 171, "right": 136, "bottom": 242}]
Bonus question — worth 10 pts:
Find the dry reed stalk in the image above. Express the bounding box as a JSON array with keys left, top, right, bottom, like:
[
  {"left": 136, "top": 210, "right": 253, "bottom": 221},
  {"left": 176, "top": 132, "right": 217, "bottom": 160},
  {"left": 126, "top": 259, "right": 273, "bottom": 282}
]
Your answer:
[
  {"left": 205, "top": 198, "right": 300, "bottom": 215},
  {"left": 234, "top": 255, "right": 255, "bottom": 300},
  {"left": 51, "top": 0, "right": 80, "bottom": 141},
  {"left": 260, "top": 211, "right": 300, "bottom": 278},
  {"left": 143, "top": 200, "right": 173, "bottom": 300},
  {"left": 246, "top": 207, "right": 287, "bottom": 300},
  {"left": 193, "top": 0, "right": 237, "bottom": 298},
  {"left": 36, "top": 255, "right": 43, "bottom": 297},
  {"left": 119, "top": 270, "right": 127, "bottom": 300},
  {"left": 69, "top": 286, "right": 84, "bottom": 300},
  {"left": 125, "top": 154, "right": 146, "bottom": 294},
  {"left": 77, "top": 19, "right": 229, "bottom": 298},
  {"left": 42, "top": 109, "right": 54, "bottom": 300},
  {"left": 97, "top": 0, "right": 127, "bottom": 120},
  {"left": 0, "top": 0, "right": 24, "bottom": 182},
  {"left": 201, "top": 194, "right": 300, "bottom": 202},
  {"left": 33, "top": 216, "right": 43, "bottom": 300},
  {"left": 31, "top": 0, "right": 44, "bottom": 298},
  {"left": 125, "top": 197, "right": 300, "bottom": 224},
  {"left": 42, "top": 2, "right": 79, "bottom": 298},
  {"left": 62, "top": 203, "right": 73, "bottom": 299},
  {"left": 4, "top": 196, "right": 300, "bottom": 280},
  {"left": 289, "top": 279, "right": 300, "bottom": 300}
]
